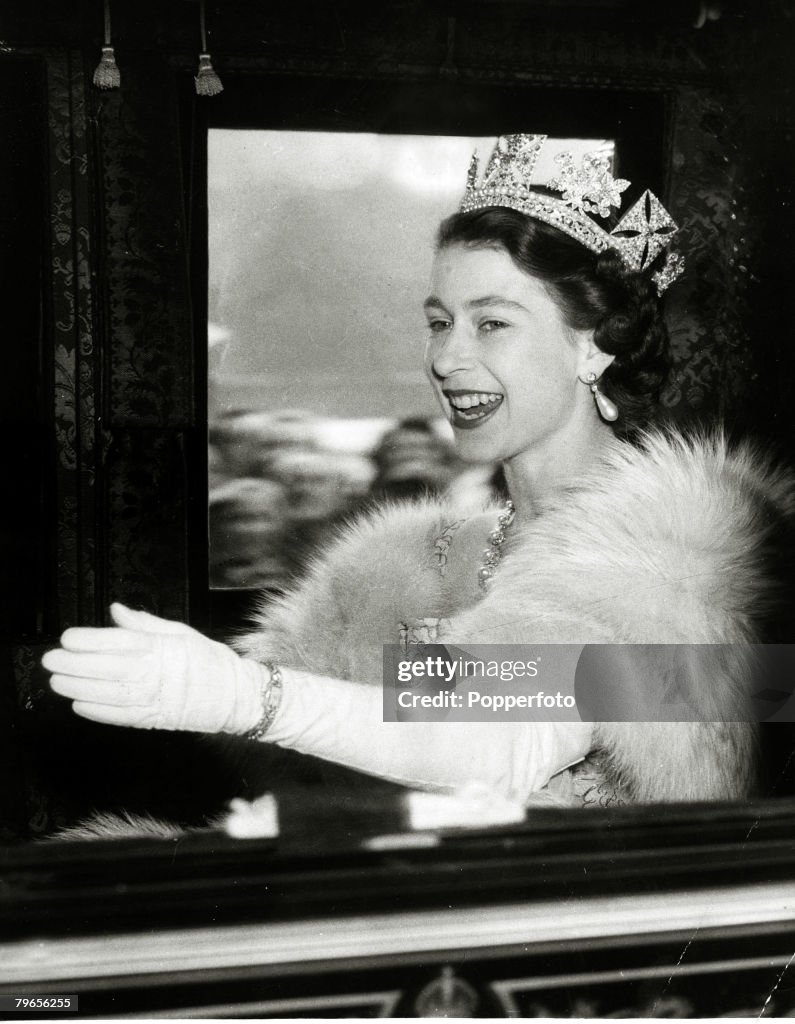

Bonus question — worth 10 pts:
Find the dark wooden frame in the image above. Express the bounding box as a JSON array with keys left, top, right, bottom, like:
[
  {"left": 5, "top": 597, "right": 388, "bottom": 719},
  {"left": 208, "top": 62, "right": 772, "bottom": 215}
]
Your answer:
[{"left": 4, "top": 797, "right": 795, "bottom": 1017}]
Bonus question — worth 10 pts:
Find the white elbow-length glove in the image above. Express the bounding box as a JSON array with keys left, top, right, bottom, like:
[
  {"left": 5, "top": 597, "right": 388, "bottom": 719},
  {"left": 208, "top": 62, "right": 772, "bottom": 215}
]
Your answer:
[
  {"left": 43, "top": 603, "right": 264, "bottom": 735},
  {"left": 43, "top": 604, "right": 593, "bottom": 803}
]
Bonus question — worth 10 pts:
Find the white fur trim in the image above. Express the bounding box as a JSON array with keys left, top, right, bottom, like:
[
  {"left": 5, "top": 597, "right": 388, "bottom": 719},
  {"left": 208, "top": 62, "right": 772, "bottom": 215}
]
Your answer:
[{"left": 236, "top": 431, "right": 793, "bottom": 803}]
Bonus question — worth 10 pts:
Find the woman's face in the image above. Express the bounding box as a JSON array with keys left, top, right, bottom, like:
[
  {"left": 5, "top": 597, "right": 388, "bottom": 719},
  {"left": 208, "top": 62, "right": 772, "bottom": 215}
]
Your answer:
[{"left": 424, "top": 243, "right": 597, "bottom": 465}]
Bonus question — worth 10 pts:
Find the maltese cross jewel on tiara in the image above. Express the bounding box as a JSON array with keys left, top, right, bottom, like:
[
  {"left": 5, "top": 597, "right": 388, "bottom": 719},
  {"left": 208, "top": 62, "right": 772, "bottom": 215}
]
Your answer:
[{"left": 459, "top": 134, "right": 685, "bottom": 293}]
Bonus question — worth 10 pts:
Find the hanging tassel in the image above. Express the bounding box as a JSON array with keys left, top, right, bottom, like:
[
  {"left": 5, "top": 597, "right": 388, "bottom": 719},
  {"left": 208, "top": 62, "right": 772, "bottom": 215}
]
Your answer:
[
  {"left": 195, "top": 53, "right": 223, "bottom": 96},
  {"left": 94, "top": 47, "right": 120, "bottom": 89},
  {"left": 195, "top": 0, "right": 223, "bottom": 96},
  {"left": 93, "top": 0, "right": 120, "bottom": 89}
]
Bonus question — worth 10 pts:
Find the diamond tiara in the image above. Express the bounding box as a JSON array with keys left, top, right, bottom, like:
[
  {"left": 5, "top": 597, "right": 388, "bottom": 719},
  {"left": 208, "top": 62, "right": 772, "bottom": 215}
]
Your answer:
[{"left": 459, "top": 134, "right": 684, "bottom": 294}]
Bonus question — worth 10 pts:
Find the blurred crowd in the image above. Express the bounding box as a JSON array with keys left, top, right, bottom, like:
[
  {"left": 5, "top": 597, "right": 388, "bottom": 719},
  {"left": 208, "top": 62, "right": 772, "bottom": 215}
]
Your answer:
[{"left": 209, "top": 409, "right": 503, "bottom": 589}]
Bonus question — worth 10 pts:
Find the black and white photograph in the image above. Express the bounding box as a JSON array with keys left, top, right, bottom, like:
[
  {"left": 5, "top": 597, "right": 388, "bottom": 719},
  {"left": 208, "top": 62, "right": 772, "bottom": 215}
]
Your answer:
[{"left": 2, "top": 0, "right": 795, "bottom": 1020}]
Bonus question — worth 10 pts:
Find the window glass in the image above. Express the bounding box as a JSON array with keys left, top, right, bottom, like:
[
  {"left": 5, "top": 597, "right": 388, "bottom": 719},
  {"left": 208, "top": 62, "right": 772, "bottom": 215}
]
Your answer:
[{"left": 208, "top": 131, "right": 614, "bottom": 590}]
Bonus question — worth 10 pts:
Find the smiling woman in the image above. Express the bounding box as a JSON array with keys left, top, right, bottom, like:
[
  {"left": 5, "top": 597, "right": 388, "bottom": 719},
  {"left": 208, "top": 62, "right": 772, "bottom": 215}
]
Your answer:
[
  {"left": 42, "top": 133, "right": 795, "bottom": 833},
  {"left": 423, "top": 247, "right": 604, "bottom": 466}
]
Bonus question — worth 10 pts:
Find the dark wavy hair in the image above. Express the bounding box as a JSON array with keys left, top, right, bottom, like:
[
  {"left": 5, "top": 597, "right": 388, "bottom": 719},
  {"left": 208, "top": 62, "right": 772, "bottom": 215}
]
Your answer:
[{"left": 435, "top": 206, "right": 671, "bottom": 436}]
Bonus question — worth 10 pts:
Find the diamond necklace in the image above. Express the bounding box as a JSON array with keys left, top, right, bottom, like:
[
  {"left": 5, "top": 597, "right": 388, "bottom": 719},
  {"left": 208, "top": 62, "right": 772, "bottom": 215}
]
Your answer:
[{"left": 478, "top": 500, "right": 516, "bottom": 590}]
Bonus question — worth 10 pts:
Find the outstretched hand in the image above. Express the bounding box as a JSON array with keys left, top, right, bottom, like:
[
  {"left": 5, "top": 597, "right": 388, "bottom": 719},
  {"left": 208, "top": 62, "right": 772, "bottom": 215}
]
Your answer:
[{"left": 42, "top": 603, "right": 264, "bottom": 735}]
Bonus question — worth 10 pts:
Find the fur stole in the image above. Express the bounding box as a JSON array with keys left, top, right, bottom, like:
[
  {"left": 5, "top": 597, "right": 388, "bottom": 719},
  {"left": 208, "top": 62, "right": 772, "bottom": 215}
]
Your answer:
[{"left": 234, "top": 430, "right": 795, "bottom": 804}]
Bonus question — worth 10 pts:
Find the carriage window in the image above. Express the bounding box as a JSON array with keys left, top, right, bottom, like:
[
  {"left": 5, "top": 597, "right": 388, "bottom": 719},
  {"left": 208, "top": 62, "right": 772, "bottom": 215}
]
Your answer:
[{"left": 207, "top": 131, "right": 614, "bottom": 590}]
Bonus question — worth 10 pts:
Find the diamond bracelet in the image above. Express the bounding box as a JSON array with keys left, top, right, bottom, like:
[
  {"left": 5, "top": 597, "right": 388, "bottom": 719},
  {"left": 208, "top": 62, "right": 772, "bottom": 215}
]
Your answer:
[{"left": 245, "top": 662, "right": 284, "bottom": 741}]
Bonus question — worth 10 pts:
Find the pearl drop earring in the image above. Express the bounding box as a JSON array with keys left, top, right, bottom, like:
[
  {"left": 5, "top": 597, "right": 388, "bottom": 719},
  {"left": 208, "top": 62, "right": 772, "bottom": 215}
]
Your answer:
[{"left": 581, "top": 372, "right": 619, "bottom": 423}]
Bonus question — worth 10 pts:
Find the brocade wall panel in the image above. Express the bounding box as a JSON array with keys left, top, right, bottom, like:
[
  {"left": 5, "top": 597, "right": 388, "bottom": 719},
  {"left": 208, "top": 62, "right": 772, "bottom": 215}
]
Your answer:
[
  {"left": 92, "top": 55, "right": 194, "bottom": 618},
  {"left": 3, "top": 49, "right": 102, "bottom": 838},
  {"left": 664, "top": 87, "right": 756, "bottom": 421},
  {"left": 48, "top": 51, "right": 100, "bottom": 627},
  {"left": 96, "top": 63, "right": 193, "bottom": 429},
  {"left": 106, "top": 429, "right": 192, "bottom": 619}
]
